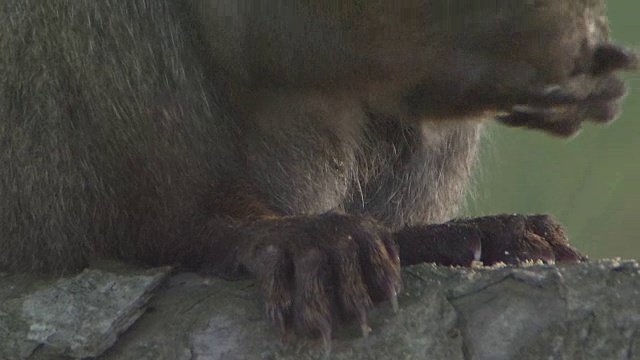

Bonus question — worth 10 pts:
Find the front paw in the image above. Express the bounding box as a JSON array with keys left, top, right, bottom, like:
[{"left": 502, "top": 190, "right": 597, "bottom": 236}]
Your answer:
[
  {"left": 453, "top": 214, "right": 587, "bottom": 265},
  {"left": 497, "top": 44, "right": 638, "bottom": 136},
  {"left": 240, "top": 213, "right": 401, "bottom": 346},
  {"left": 394, "top": 214, "right": 585, "bottom": 267}
]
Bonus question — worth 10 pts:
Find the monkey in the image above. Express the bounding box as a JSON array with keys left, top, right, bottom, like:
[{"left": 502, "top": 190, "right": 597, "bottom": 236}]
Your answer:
[{"left": 0, "top": 0, "right": 637, "bottom": 346}]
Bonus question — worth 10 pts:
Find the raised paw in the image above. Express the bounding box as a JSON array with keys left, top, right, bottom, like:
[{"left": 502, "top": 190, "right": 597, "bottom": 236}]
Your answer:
[
  {"left": 239, "top": 213, "right": 401, "bottom": 346},
  {"left": 496, "top": 44, "right": 638, "bottom": 137},
  {"left": 394, "top": 214, "right": 586, "bottom": 267}
]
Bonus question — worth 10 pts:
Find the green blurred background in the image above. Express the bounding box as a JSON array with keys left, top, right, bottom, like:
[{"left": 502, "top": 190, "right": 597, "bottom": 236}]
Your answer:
[{"left": 469, "top": 3, "right": 640, "bottom": 259}]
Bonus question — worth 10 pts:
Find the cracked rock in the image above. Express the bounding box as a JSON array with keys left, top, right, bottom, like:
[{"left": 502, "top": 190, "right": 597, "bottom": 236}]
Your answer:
[{"left": 0, "top": 260, "right": 638, "bottom": 360}]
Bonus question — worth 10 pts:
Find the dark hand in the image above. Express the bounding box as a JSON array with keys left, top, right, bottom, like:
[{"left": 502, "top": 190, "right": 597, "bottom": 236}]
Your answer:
[
  {"left": 497, "top": 44, "right": 638, "bottom": 136},
  {"left": 239, "top": 213, "right": 401, "bottom": 347},
  {"left": 395, "top": 214, "right": 585, "bottom": 267}
]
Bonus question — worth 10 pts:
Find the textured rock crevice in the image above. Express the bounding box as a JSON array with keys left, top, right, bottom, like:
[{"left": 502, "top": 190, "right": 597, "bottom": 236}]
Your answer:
[{"left": 0, "top": 260, "right": 638, "bottom": 360}]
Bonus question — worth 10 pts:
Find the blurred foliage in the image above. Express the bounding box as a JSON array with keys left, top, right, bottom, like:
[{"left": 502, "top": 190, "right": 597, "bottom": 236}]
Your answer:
[{"left": 469, "top": 3, "right": 640, "bottom": 259}]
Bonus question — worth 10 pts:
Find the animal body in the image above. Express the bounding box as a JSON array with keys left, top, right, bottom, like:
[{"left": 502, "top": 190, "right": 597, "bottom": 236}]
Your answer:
[{"left": 0, "top": 0, "right": 636, "bottom": 342}]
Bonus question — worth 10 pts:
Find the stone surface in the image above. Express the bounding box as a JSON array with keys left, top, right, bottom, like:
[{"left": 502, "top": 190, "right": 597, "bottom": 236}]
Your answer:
[
  {"left": 0, "top": 263, "right": 171, "bottom": 360},
  {"left": 0, "top": 260, "right": 638, "bottom": 360}
]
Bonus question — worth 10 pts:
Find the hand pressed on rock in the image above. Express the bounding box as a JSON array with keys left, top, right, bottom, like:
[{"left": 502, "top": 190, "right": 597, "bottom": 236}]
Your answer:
[
  {"left": 239, "top": 213, "right": 401, "bottom": 346},
  {"left": 395, "top": 214, "right": 585, "bottom": 267}
]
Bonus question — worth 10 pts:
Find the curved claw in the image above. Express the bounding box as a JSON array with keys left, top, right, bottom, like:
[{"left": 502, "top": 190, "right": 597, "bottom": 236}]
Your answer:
[{"left": 388, "top": 284, "right": 399, "bottom": 313}]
